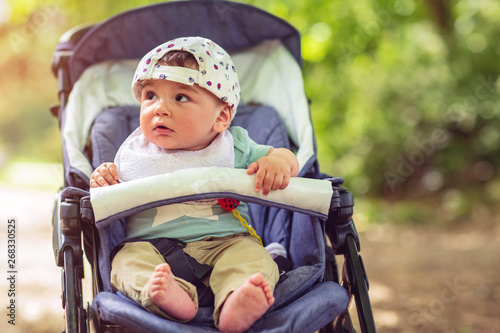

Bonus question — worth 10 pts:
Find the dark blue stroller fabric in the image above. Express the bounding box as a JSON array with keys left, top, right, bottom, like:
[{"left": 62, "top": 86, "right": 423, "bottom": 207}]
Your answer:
[{"left": 90, "top": 104, "right": 348, "bottom": 332}]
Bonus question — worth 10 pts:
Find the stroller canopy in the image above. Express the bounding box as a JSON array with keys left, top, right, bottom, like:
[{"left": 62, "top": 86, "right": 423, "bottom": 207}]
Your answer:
[{"left": 61, "top": 0, "right": 302, "bottom": 87}]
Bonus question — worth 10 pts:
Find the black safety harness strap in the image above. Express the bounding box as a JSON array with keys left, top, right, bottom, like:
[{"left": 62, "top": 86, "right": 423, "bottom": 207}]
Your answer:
[{"left": 111, "top": 238, "right": 215, "bottom": 307}]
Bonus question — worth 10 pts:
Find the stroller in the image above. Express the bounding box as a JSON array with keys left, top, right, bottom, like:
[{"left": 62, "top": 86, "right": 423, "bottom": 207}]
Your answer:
[{"left": 50, "top": 1, "right": 376, "bottom": 332}]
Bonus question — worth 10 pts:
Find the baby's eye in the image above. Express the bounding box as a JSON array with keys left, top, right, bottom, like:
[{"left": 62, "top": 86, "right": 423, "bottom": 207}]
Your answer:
[
  {"left": 147, "top": 92, "right": 157, "bottom": 100},
  {"left": 175, "top": 94, "right": 189, "bottom": 102}
]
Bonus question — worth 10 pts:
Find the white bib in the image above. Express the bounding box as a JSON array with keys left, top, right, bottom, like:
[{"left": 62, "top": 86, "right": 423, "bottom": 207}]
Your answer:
[{"left": 115, "top": 128, "right": 235, "bottom": 182}]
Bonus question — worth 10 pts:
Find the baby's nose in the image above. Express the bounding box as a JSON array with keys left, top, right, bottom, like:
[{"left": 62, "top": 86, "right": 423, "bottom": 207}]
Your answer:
[{"left": 154, "top": 100, "right": 171, "bottom": 116}]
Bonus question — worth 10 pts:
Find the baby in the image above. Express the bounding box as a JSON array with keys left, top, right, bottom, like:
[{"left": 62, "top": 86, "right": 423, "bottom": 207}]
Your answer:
[{"left": 90, "top": 37, "right": 299, "bottom": 332}]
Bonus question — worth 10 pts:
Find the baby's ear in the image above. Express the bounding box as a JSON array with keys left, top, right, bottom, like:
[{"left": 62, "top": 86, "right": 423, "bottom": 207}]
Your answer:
[{"left": 213, "top": 104, "right": 232, "bottom": 133}]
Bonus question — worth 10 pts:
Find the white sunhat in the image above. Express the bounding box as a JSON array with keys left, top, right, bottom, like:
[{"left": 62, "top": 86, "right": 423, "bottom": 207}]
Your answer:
[{"left": 132, "top": 36, "right": 241, "bottom": 116}]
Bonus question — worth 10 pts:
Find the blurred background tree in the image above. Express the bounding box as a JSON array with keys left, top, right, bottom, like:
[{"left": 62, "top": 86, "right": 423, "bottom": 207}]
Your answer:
[{"left": 1, "top": 0, "right": 499, "bottom": 227}]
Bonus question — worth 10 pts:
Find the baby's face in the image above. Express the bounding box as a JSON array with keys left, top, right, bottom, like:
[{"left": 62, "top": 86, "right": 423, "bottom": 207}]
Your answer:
[{"left": 139, "top": 79, "right": 228, "bottom": 151}]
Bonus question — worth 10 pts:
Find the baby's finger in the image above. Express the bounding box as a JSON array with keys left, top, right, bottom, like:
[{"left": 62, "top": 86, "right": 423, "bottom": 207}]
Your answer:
[
  {"left": 96, "top": 173, "right": 111, "bottom": 187},
  {"left": 279, "top": 176, "right": 290, "bottom": 190},
  {"left": 271, "top": 177, "right": 282, "bottom": 191},
  {"left": 253, "top": 168, "right": 267, "bottom": 193},
  {"left": 261, "top": 173, "right": 276, "bottom": 196},
  {"left": 99, "top": 164, "right": 118, "bottom": 185},
  {"left": 89, "top": 178, "right": 99, "bottom": 188},
  {"left": 107, "top": 163, "right": 120, "bottom": 180},
  {"left": 246, "top": 162, "right": 258, "bottom": 175}
]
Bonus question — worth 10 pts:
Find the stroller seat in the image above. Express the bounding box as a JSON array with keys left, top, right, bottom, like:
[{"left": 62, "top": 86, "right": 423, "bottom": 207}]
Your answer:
[
  {"left": 93, "top": 279, "right": 347, "bottom": 332},
  {"left": 51, "top": 1, "right": 376, "bottom": 332},
  {"left": 87, "top": 102, "right": 348, "bottom": 332}
]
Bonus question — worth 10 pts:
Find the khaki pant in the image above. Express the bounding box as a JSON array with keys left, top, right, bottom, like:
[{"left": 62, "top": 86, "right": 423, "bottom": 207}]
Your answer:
[{"left": 110, "top": 234, "right": 279, "bottom": 326}]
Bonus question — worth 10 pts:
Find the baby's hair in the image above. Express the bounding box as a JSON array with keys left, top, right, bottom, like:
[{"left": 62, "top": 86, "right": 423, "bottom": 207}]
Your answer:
[{"left": 158, "top": 51, "right": 199, "bottom": 70}]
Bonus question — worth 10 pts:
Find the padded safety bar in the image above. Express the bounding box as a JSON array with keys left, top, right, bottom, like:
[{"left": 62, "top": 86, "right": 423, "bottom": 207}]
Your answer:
[{"left": 90, "top": 167, "right": 335, "bottom": 227}]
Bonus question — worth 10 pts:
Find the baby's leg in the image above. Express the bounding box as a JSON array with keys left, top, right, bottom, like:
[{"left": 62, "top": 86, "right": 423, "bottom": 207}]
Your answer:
[
  {"left": 148, "top": 263, "right": 197, "bottom": 322},
  {"left": 111, "top": 242, "right": 198, "bottom": 321},
  {"left": 218, "top": 273, "right": 275, "bottom": 333},
  {"left": 192, "top": 235, "right": 280, "bottom": 330}
]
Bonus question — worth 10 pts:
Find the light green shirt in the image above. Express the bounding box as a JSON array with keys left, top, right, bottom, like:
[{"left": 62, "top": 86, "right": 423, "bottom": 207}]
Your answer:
[{"left": 124, "top": 126, "right": 272, "bottom": 242}]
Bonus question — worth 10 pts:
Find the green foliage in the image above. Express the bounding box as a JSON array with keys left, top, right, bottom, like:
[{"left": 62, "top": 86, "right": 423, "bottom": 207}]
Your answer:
[
  {"left": 246, "top": 1, "right": 500, "bottom": 209},
  {"left": 1, "top": 0, "right": 499, "bottom": 224}
]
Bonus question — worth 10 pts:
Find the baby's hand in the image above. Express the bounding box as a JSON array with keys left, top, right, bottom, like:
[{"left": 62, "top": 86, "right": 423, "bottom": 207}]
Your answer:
[
  {"left": 90, "top": 162, "right": 120, "bottom": 188},
  {"left": 247, "top": 155, "right": 291, "bottom": 196}
]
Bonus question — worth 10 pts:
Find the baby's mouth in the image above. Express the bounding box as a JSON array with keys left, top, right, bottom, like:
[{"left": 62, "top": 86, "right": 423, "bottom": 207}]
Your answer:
[{"left": 154, "top": 124, "right": 173, "bottom": 133}]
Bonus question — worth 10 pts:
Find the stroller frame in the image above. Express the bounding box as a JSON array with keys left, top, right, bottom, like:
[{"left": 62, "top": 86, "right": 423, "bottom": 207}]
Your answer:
[{"left": 50, "top": 1, "right": 376, "bottom": 332}]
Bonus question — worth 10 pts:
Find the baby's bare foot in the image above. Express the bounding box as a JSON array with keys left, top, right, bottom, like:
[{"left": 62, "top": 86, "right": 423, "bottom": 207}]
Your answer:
[
  {"left": 218, "top": 273, "right": 275, "bottom": 333},
  {"left": 149, "top": 263, "right": 197, "bottom": 321}
]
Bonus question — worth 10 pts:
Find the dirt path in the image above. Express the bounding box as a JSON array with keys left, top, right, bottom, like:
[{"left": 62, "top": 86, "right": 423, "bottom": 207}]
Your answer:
[
  {"left": 0, "top": 185, "right": 66, "bottom": 333},
  {"left": 359, "top": 223, "right": 500, "bottom": 332},
  {"left": 1, "top": 185, "right": 498, "bottom": 332}
]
